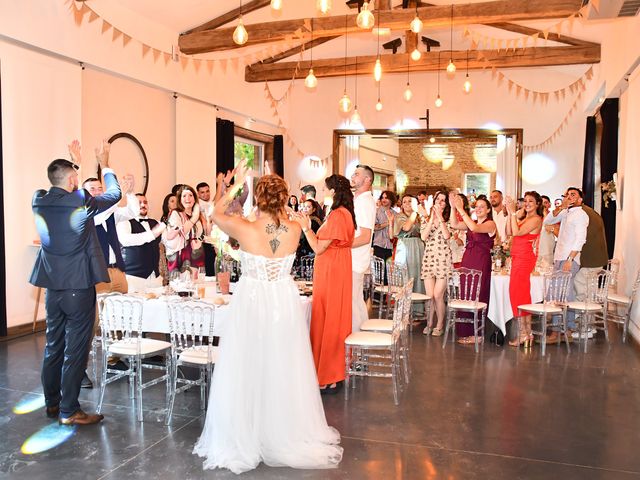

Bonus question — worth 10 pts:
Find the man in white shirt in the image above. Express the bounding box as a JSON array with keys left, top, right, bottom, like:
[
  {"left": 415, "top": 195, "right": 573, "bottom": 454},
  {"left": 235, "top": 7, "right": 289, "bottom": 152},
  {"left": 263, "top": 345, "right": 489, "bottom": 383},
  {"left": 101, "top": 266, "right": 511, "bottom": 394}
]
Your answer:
[
  {"left": 543, "top": 187, "right": 589, "bottom": 338},
  {"left": 197, "top": 182, "right": 216, "bottom": 276},
  {"left": 490, "top": 190, "right": 508, "bottom": 245},
  {"left": 350, "top": 165, "right": 376, "bottom": 332}
]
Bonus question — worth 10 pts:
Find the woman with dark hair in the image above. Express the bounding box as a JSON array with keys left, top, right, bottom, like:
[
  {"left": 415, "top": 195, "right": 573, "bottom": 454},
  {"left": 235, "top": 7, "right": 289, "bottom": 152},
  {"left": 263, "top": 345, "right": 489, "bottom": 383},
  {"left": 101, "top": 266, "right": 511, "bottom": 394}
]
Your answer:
[
  {"left": 373, "top": 190, "right": 397, "bottom": 262},
  {"left": 506, "top": 191, "right": 543, "bottom": 347},
  {"left": 419, "top": 191, "right": 451, "bottom": 336},
  {"left": 449, "top": 193, "right": 496, "bottom": 345},
  {"left": 161, "top": 193, "right": 177, "bottom": 223},
  {"left": 194, "top": 163, "right": 342, "bottom": 474},
  {"left": 165, "top": 185, "right": 206, "bottom": 272},
  {"left": 288, "top": 194, "right": 299, "bottom": 212},
  {"left": 294, "top": 174, "right": 355, "bottom": 395},
  {"left": 294, "top": 198, "right": 325, "bottom": 267}
]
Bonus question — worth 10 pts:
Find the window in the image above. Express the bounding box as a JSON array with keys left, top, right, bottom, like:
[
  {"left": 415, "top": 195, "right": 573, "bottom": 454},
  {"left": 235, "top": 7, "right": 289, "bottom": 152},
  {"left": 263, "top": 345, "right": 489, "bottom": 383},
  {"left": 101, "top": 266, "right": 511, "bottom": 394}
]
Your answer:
[
  {"left": 372, "top": 172, "right": 390, "bottom": 200},
  {"left": 234, "top": 136, "right": 264, "bottom": 175},
  {"left": 463, "top": 173, "right": 491, "bottom": 198}
]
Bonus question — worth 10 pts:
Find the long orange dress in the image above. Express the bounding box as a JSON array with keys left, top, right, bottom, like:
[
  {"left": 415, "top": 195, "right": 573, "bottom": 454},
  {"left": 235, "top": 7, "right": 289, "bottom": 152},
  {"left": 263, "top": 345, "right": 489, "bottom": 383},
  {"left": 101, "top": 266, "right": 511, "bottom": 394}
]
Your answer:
[
  {"left": 509, "top": 231, "right": 540, "bottom": 317},
  {"left": 311, "top": 207, "right": 355, "bottom": 386}
]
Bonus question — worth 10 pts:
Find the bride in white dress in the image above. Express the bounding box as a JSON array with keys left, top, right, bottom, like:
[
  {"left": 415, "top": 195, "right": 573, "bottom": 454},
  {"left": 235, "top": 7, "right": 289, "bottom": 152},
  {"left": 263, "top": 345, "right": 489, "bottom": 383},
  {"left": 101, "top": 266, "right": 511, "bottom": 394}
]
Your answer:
[{"left": 193, "top": 164, "right": 343, "bottom": 474}]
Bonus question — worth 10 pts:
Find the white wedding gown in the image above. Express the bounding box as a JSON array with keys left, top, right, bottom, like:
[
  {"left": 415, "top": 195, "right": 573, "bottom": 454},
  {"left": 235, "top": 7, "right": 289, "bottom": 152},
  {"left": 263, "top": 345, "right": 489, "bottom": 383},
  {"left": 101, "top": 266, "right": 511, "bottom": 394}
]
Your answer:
[{"left": 193, "top": 251, "right": 343, "bottom": 474}]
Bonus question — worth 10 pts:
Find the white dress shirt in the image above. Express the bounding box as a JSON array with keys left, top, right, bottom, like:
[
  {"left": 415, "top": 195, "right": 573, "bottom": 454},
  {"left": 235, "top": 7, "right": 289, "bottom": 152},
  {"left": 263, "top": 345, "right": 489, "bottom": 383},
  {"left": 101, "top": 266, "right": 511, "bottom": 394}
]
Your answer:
[
  {"left": 352, "top": 191, "right": 376, "bottom": 274},
  {"left": 93, "top": 192, "right": 139, "bottom": 264},
  {"left": 116, "top": 216, "right": 158, "bottom": 247},
  {"left": 544, "top": 207, "right": 589, "bottom": 264},
  {"left": 492, "top": 208, "right": 508, "bottom": 244}
]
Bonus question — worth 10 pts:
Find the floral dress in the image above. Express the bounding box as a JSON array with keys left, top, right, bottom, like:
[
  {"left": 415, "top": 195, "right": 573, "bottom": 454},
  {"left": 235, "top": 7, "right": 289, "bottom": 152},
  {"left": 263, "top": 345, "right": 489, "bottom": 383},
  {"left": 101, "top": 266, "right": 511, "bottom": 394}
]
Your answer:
[{"left": 420, "top": 219, "right": 452, "bottom": 280}]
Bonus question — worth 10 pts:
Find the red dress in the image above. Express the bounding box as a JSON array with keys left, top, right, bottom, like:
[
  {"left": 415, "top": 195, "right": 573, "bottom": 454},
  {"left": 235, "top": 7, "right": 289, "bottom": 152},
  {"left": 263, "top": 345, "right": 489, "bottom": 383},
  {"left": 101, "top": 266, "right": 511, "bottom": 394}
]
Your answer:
[
  {"left": 509, "top": 232, "right": 540, "bottom": 317},
  {"left": 310, "top": 207, "right": 355, "bottom": 385}
]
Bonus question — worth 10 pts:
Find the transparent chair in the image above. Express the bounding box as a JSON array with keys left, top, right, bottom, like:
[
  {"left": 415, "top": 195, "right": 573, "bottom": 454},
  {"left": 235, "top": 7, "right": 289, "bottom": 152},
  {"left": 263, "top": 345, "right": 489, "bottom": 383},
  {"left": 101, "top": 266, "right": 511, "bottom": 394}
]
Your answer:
[
  {"left": 165, "top": 300, "right": 218, "bottom": 425},
  {"left": 603, "top": 268, "right": 639, "bottom": 343},
  {"left": 370, "top": 256, "right": 386, "bottom": 316},
  {"left": 442, "top": 268, "right": 487, "bottom": 353},
  {"left": 345, "top": 288, "right": 407, "bottom": 405},
  {"left": 566, "top": 269, "right": 612, "bottom": 352},
  {"left": 97, "top": 294, "right": 172, "bottom": 422},
  {"left": 517, "top": 271, "right": 572, "bottom": 355},
  {"left": 299, "top": 254, "right": 315, "bottom": 282},
  {"left": 378, "top": 262, "right": 408, "bottom": 318}
]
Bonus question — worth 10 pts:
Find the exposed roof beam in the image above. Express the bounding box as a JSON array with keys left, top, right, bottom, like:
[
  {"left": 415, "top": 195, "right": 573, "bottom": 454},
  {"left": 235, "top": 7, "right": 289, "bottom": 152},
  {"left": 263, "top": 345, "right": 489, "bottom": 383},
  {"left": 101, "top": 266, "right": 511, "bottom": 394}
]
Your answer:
[
  {"left": 183, "top": 0, "right": 271, "bottom": 35},
  {"left": 484, "top": 22, "right": 598, "bottom": 47},
  {"left": 245, "top": 44, "right": 600, "bottom": 82},
  {"left": 179, "top": 0, "right": 583, "bottom": 54},
  {"left": 261, "top": 36, "right": 341, "bottom": 64}
]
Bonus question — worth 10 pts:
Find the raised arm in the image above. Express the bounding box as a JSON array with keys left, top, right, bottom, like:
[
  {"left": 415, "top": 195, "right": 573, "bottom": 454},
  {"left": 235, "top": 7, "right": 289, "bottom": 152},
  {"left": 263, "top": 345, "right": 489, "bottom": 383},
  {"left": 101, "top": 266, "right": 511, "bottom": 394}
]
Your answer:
[
  {"left": 212, "top": 162, "right": 250, "bottom": 240},
  {"left": 85, "top": 140, "right": 122, "bottom": 216}
]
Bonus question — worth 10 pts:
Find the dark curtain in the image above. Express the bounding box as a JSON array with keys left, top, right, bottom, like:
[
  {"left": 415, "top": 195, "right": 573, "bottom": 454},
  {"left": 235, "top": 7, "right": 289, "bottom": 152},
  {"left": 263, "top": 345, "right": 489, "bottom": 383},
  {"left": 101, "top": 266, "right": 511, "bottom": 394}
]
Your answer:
[
  {"left": 273, "top": 135, "right": 284, "bottom": 177},
  {"left": 0, "top": 65, "right": 6, "bottom": 336},
  {"left": 581, "top": 116, "right": 596, "bottom": 208},
  {"left": 216, "top": 118, "right": 235, "bottom": 175},
  {"left": 599, "top": 99, "right": 618, "bottom": 259}
]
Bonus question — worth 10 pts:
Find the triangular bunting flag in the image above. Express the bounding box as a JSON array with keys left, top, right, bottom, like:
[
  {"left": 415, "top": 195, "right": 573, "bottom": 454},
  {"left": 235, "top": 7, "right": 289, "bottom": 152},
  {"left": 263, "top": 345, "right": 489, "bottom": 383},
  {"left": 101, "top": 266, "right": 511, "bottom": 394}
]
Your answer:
[
  {"left": 163, "top": 52, "right": 171, "bottom": 65},
  {"left": 180, "top": 56, "right": 189, "bottom": 70},
  {"left": 230, "top": 57, "right": 239, "bottom": 71},
  {"left": 524, "top": 89, "right": 530, "bottom": 101},
  {"left": 542, "top": 29, "right": 549, "bottom": 40},
  {"left": 206, "top": 60, "right": 215, "bottom": 74},
  {"left": 88, "top": 11, "right": 99, "bottom": 23},
  {"left": 516, "top": 85, "right": 522, "bottom": 97},
  {"left": 122, "top": 34, "right": 132, "bottom": 47},
  {"left": 508, "top": 80, "right": 514, "bottom": 92},
  {"left": 193, "top": 59, "right": 202, "bottom": 73},
  {"left": 533, "top": 91, "right": 539, "bottom": 103},
  {"left": 152, "top": 49, "right": 161, "bottom": 63},
  {"left": 585, "top": 66, "right": 593, "bottom": 79},
  {"left": 112, "top": 28, "right": 122, "bottom": 42},
  {"left": 142, "top": 44, "right": 151, "bottom": 58},
  {"left": 219, "top": 58, "right": 227, "bottom": 73},
  {"left": 101, "top": 20, "right": 112, "bottom": 34},
  {"left": 532, "top": 33, "right": 539, "bottom": 47}
]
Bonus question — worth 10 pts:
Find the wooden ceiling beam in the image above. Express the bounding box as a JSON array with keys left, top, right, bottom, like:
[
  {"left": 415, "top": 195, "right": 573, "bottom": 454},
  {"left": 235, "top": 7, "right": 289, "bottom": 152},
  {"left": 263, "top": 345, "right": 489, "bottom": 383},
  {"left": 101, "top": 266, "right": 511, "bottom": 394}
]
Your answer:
[
  {"left": 261, "top": 36, "right": 340, "bottom": 64},
  {"left": 183, "top": 0, "right": 271, "bottom": 35},
  {"left": 245, "top": 44, "right": 600, "bottom": 82},
  {"left": 179, "top": 0, "right": 583, "bottom": 54}
]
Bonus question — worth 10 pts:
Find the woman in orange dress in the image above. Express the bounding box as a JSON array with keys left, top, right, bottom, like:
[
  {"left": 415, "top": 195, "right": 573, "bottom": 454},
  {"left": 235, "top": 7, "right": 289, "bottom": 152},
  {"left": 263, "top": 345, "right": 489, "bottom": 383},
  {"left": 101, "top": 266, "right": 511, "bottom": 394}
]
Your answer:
[
  {"left": 293, "top": 174, "right": 355, "bottom": 394},
  {"left": 506, "top": 191, "right": 543, "bottom": 346}
]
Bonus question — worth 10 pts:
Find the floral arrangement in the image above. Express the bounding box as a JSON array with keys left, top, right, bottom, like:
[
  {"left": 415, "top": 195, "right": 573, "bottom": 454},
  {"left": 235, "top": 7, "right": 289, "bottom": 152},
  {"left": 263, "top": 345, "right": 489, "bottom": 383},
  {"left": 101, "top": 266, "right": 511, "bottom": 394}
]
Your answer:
[{"left": 601, "top": 179, "right": 617, "bottom": 208}]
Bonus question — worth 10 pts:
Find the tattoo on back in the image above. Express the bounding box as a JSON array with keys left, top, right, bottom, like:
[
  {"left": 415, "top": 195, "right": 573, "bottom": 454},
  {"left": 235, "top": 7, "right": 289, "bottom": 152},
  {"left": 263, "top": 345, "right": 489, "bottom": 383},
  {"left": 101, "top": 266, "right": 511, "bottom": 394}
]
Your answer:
[{"left": 265, "top": 223, "right": 288, "bottom": 254}]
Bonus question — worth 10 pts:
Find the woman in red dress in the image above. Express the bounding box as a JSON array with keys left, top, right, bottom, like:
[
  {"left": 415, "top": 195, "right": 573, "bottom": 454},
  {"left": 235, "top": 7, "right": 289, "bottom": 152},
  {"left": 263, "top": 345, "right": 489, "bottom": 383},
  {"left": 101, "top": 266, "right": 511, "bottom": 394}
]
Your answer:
[
  {"left": 294, "top": 175, "right": 356, "bottom": 394},
  {"left": 506, "top": 191, "right": 543, "bottom": 346}
]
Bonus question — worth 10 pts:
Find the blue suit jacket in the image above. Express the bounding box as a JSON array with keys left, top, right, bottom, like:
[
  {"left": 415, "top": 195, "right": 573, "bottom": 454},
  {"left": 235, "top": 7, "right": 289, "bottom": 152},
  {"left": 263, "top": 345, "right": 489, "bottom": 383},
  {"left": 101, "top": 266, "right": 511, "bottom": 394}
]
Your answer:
[{"left": 29, "top": 171, "right": 122, "bottom": 290}]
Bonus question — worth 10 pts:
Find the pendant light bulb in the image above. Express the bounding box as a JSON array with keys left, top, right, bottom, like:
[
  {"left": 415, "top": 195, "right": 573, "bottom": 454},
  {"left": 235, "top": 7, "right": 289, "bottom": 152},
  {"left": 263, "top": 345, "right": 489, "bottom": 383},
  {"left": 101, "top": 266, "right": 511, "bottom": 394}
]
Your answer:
[
  {"left": 410, "top": 15, "right": 423, "bottom": 34},
  {"left": 435, "top": 95, "right": 443, "bottom": 108},
  {"left": 463, "top": 75, "right": 472, "bottom": 94},
  {"left": 350, "top": 107, "right": 361, "bottom": 126},
  {"left": 356, "top": 1, "right": 375, "bottom": 29},
  {"left": 339, "top": 91, "right": 353, "bottom": 113},
  {"left": 446, "top": 59, "right": 456, "bottom": 75},
  {"left": 375, "top": 99, "right": 383, "bottom": 111},
  {"left": 374, "top": 58, "right": 382, "bottom": 82},
  {"left": 403, "top": 83, "right": 413, "bottom": 102},
  {"left": 410, "top": 48, "right": 421, "bottom": 62},
  {"left": 317, "top": 0, "right": 331, "bottom": 15},
  {"left": 305, "top": 68, "right": 318, "bottom": 89},
  {"left": 270, "top": 0, "right": 283, "bottom": 11},
  {"left": 233, "top": 17, "right": 248, "bottom": 45}
]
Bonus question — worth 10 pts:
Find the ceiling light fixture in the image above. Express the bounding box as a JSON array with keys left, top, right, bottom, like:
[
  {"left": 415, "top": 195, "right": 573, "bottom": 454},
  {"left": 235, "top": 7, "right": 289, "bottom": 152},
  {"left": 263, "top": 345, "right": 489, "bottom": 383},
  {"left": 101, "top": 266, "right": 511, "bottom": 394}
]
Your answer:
[
  {"left": 304, "top": 18, "right": 318, "bottom": 89},
  {"left": 463, "top": 49, "right": 471, "bottom": 94},
  {"left": 435, "top": 50, "right": 443, "bottom": 107},
  {"left": 317, "top": 0, "right": 331, "bottom": 15},
  {"left": 410, "top": 2, "right": 423, "bottom": 34},
  {"left": 351, "top": 56, "right": 362, "bottom": 126},
  {"left": 373, "top": 7, "right": 382, "bottom": 82},
  {"left": 339, "top": 15, "right": 353, "bottom": 113},
  {"left": 356, "top": 1, "right": 375, "bottom": 30},
  {"left": 270, "top": 0, "right": 283, "bottom": 11},
  {"left": 233, "top": 0, "right": 248, "bottom": 45},
  {"left": 411, "top": 34, "right": 421, "bottom": 61},
  {"left": 446, "top": 5, "right": 456, "bottom": 75},
  {"left": 404, "top": 53, "right": 413, "bottom": 102}
]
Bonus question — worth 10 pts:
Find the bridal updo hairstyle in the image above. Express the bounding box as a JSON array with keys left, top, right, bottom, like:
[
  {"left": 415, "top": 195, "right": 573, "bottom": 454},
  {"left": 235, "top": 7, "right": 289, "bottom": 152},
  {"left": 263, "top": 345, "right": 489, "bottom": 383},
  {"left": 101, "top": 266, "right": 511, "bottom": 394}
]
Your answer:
[
  {"left": 325, "top": 174, "right": 357, "bottom": 229},
  {"left": 255, "top": 174, "right": 288, "bottom": 226}
]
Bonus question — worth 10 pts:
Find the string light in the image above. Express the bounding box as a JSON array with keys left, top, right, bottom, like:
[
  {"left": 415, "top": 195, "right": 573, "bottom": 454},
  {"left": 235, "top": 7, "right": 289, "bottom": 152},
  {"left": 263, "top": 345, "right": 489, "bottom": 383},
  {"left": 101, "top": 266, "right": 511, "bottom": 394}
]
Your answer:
[
  {"left": 463, "top": 49, "right": 471, "bottom": 93},
  {"left": 373, "top": 7, "right": 382, "bottom": 82},
  {"left": 270, "top": 0, "right": 283, "bottom": 11},
  {"left": 446, "top": 5, "right": 456, "bottom": 75},
  {"left": 435, "top": 51, "right": 443, "bottom": 108},
  {"left": 410, "top": 46, "right": 421, "bottom": 61},
  {"left": 305, "top": 19, "right": 317, "bottom": 89},
  {"left": 410, "top": 3, "right": 422, "bottom": 33},
  {"left": 232, "top": 0, "right": 248, "bottom": 45},
  {"left": 404, "top": 54, "right": 413, "bottom": 102},
  {"left": 338, "top": 15, "right": 352, "bottom": 113},
  {"left": 351, "top": 56, "right": 362, "bottom": 126},
  {"left": 356, "top": 1, "right": 375, "bottom": 29},
  {"left": 317, "top": 0, "right": 331, "bottom": 15}
]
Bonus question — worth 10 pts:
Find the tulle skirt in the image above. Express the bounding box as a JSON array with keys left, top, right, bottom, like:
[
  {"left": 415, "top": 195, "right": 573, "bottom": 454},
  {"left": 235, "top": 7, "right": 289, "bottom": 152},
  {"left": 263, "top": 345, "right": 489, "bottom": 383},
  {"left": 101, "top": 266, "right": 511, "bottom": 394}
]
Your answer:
[{"left": 193, "top": 275, "right": 343, "bottom": 474}]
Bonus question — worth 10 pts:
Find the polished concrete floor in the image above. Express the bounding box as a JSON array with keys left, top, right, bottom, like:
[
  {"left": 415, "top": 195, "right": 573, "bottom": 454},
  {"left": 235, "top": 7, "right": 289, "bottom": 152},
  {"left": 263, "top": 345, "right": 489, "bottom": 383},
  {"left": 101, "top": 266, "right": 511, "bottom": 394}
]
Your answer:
[{"left": 1, "top": 323, "right": 640, "bottom": 480}]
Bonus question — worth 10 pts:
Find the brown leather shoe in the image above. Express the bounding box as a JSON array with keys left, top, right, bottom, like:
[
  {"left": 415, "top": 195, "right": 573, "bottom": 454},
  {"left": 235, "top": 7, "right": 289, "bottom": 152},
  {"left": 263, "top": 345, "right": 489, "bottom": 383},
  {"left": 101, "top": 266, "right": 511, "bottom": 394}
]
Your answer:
[
  {"left": 45, "top": 405, "right": 60, "bottom": 419},
  {"left": 58, "top": 409, "right": 104, "bottom": 426}
]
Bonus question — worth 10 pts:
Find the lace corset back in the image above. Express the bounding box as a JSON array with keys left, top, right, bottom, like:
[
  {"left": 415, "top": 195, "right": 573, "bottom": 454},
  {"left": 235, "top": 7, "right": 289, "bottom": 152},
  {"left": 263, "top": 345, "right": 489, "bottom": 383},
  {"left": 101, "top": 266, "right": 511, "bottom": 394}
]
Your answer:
[{"left": 239, "top": 251, "right": 295, "bottom": 282}]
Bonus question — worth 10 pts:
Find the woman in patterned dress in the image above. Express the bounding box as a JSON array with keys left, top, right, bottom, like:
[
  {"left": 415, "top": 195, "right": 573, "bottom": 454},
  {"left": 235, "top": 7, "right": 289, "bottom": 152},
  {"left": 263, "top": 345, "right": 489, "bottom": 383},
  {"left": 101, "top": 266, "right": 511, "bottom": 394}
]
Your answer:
[{"left": 419, "top": 191, "right": 451, "bottom": 336}]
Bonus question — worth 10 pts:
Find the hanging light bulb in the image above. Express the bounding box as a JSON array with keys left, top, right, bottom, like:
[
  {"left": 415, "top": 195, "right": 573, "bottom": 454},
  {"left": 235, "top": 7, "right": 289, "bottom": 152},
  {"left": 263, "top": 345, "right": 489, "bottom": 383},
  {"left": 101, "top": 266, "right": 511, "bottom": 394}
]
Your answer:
[
  {"left": 403, "top": 83, "right": 413, "bottom": 102},
  {"left": 410, "top": 15, "right": 423, "bottom": 34},
  {"left": 446, "top": 59, "right": 456, "bottom": 75},
  {"left": 374, "top": 58, "right": 382, "bottom": 82},
  {"left": 410, "top": 48, "right": 421, "bottom": 61},
  {"left": 435, "top": 95, "right": 443, "bottom": 108},
  {"left": 351, "top": 107, "right": 361, "bottom": 126},
  {"left": 463, "top": 74, "right": 472, "bottom": 94},
  {"left": 356, "top": 1, "right": 375, "bottom": 29},
  {"left": 317, "top": 0, "right": 331, "bottom": 15},
  {"left": 376, "top": 98, "right": 383, "bottom": 111},
  {"left": 339, "top": 91, "right": 353, "bottom": 113},
  {"left": 270, "top": 0, "right": 283, "bottom": 11},
  {"left": 233, "top": 17, "right": 248, "bottom": 45},
  {"left": 305, "top": 68, "right": 318, "bottom": 89}
]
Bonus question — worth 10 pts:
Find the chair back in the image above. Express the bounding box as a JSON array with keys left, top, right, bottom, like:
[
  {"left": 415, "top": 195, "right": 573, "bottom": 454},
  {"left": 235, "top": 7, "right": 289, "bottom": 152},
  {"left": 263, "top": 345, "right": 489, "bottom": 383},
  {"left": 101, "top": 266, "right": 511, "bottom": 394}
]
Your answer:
[
  {"left": 448, "top": 267, "right": 482, "bottom": 303},
  {"left": 168, "top": 300, "right": 216, "bottom": 361},
  {"left": 371, "top": 256, "right": 385, "bottom": 288},
  {"left": 100, "top": 294, "right": 144, "bottom": 339},
  {"left": 299, "top": 255, "right": 315, "bottom": 281},
  {"left": 543, "top": 271, "right": 572, "bottom": 305},
  {"left": 585, "top": 269, "right": 612, "bottom": 305},
  {"left": 607, "top": 259, "right": 620, "bottom": 289},
  {"left": 401, "top": 279, "right": 414, "bottom": 325},
  {"left": 387, "top": 262, "right": 408, "bottom": 290}
]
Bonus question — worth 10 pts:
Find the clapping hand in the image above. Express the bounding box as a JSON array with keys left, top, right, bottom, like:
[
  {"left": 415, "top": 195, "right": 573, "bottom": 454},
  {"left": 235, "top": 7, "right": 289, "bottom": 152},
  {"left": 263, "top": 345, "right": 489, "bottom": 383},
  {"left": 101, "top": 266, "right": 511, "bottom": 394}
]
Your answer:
[
  {"left": 410, "top": 197, "right": 419, "bottom": 213},
  {"left": 292, "top": 211, "right": 311, "bottom": 231},
  {"left": 121, "top": 174, "right": 135, "bottom": 195},
  {"left": 233, "top": 160, "right": 250, "bottom": 188},
  {"left": 95, "top": 140, "right": 110, "bottom": 169},
  {"left": 424, "top": 195, "right": 434, "bottom": 213},
  {"left": 68, "top": 140, "right": 81, "bottom": 167},
  {"left": 417, "top": 204, "right": 428, "bottom": 218},
  {"left": 505, "top": 196, "right": 516, "bottom": 214},
  {"left": 224, "top": 167, "right": 237, "bottom": 187}
]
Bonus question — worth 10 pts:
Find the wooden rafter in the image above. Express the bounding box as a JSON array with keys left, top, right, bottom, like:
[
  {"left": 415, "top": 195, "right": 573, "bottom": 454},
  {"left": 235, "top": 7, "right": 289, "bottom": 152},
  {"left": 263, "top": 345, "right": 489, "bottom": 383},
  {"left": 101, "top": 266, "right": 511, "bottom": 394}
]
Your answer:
[
  {"left": 183, "top": 0, "right": 271, "bottom": 35},
  {"left": 245, "top": 44, "right": 600, "bottom": 82},
  {"left": 179, "top": 0, "right": 583, "bottom": 54},
  {"left": 262, "top": 36, "right": 340, "bottom": 64}
]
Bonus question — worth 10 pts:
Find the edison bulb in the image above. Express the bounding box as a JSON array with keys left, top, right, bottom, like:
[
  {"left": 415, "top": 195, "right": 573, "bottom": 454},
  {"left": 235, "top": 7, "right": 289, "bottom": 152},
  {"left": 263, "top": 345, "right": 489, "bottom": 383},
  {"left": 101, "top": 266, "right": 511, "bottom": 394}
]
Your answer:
[
  {"left": 270, "top": 0, "right": 283, "bottom": 10},
  {"left": 350, "top": 108, "right": 361, "bottom": 126},
  {"left": 410, "top": 15, "right": 423, "bottom": 33},
  {"left": 338, "top": 92, "right": 352, "bottom": 113},
  {"left": 446, "top": 60, "right": 456, "bottom": 75},
  {"left": 356, "top": 1, "right": 375, "bottom": 29},
  {"left": 435, "top": 95, "right": 443, "bottom": 107},
  {"left": 373, "top": 58, "right": 382, "bottom": 82},
  {"left": 410, "top": 48, "right": 421, "bottom": 61},
  {"left": 463, "top": 75, "right": 472, "bottom": 94},
  {"left": 317, "top": 0, "right": 331, "bottom": 15},
  {"left": 429, "top": 136, "right": 436, "bottom": 143},
  {"left": 304, "top": 68, "right": 318, "bottom": 89},
  {"left": 375, "top": 99, "right": 383, "bottom": 111},
  {"left": 233, "top": 18, "right": 248, "bottom": 45},
  {"left": 403, "top": 84, "right": 413, "bottom": 102}
]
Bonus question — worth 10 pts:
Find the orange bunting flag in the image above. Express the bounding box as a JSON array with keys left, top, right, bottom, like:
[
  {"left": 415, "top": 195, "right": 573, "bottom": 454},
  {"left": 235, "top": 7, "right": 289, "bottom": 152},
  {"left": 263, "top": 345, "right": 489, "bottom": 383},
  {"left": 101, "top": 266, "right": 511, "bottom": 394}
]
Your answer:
[
  {"left": 180, "top": 56, "right": 189, "bottom": 70},
  {"left": 142, "top": 44, "right": 151, "bottom": 58},
  {"left": 101, "top": 20, "right": 112, "bottom": 35},
  {"left": 163, "top": 52, "right": 171, "bottom": 65},
  {"left": 152, "top": 49, "right": 161, "bottom": 63},
  {"left": 112, "top": 28, "right": 122, "bottom": 42},
  {"left": 206, "top": 60, "right": 215, "bottom": 74},
  {"left": 122, "top": 34, "right": 132, "bottom": 47}
]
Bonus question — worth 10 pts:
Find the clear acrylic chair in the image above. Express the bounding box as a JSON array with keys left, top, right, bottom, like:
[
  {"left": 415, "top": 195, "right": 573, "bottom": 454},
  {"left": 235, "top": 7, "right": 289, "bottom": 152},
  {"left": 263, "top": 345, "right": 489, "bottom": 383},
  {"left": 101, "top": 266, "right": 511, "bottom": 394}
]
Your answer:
[
  {"left": 97, "top": 294, "right": 172, "bottom": 422},
  {"left": 442, "top": 267, "right": 487, "bottom": 353},
  {"left": 603, "top": 268, "right": 639, "bottom": 343},
  {"left": 345, "top": 288, "right": 407, "bottom": 405},
  {"left": 517, "top": 271, "right": 572, "bottom": 355},
  {"left": 370, "top": 256, "right": 386, "bottom": 316},
  {"left": 165, "top": 300, "right": 218, "bottom": 425},
  {"left": 299, "top": 254, "right": 315, "bottom": 281},
  {"left": 379, "top": 262, "right": 408, "bottom": 318},
  {"left": 566, "top": 269, "right": 612, "bottom": 352}
]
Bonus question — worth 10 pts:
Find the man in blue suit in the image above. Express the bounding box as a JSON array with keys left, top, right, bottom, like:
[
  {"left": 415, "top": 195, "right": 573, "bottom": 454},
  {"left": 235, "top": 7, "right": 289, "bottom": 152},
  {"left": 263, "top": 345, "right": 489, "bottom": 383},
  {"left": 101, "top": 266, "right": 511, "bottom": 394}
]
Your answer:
[{"left": 30, "top": 140, "right": 121, "bottom": 425}]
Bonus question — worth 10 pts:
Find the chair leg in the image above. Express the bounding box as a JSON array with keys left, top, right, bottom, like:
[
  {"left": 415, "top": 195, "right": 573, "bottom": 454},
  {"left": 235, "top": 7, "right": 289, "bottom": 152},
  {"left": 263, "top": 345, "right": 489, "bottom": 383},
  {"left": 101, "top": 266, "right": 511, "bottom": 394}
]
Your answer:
[
  {"left": 442, "top": 309, "right": 451, "bottom": 349},
  {"left": 344, "top": 346, "right": 351, "bottom": 400},
  {"left": 165, "top": 358, "right": 176, "bottom": 426},
  {"left": 602, "top": 306, "right": 610, "bottom": 343},
  {"left": 623, "top": 310, "right": 630, "bottom": 343},
  {"left": 97, "top": 348, "right": 109, "bottom": 414},
  {"left": 136, "top": 357, "right": 143, "bottom": 422},
  {"left": 391, "top": 349, "right": 399, "bottom": 406},
  {"left": 541, "top": 314, "right": 547, "bottom": 356},
  {"left": 199, "top": 368, "right": 206, "bottom": 410}
]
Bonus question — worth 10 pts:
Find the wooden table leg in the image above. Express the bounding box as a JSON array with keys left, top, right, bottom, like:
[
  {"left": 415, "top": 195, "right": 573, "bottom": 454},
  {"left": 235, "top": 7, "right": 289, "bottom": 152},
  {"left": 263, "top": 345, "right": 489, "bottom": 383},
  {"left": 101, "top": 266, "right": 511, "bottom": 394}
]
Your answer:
[{"left": 32, "top": 286, "right": 42, "bottom": 333}]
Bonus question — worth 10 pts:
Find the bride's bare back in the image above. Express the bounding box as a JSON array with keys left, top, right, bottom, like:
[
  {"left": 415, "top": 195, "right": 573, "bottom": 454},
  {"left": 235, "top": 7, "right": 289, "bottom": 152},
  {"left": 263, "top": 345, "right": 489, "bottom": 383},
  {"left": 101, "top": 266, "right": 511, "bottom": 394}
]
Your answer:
[{"left": 229, "top": 213, "right": 301, "bottom": 258}]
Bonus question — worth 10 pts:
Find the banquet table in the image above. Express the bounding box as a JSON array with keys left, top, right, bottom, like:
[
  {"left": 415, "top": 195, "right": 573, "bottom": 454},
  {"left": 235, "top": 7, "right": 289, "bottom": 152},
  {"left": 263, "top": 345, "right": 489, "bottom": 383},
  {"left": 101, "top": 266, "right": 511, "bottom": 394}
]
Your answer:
[{"left": 488, "top": 273, "right": 545, "bottom": 335}]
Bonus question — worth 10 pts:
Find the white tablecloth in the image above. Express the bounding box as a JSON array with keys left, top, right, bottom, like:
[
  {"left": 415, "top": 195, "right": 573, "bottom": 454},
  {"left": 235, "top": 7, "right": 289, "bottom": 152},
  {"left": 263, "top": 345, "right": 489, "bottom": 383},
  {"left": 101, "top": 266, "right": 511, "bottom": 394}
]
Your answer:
[{"left": 488, "top": 274, "right": 545, "bottom": 334}]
